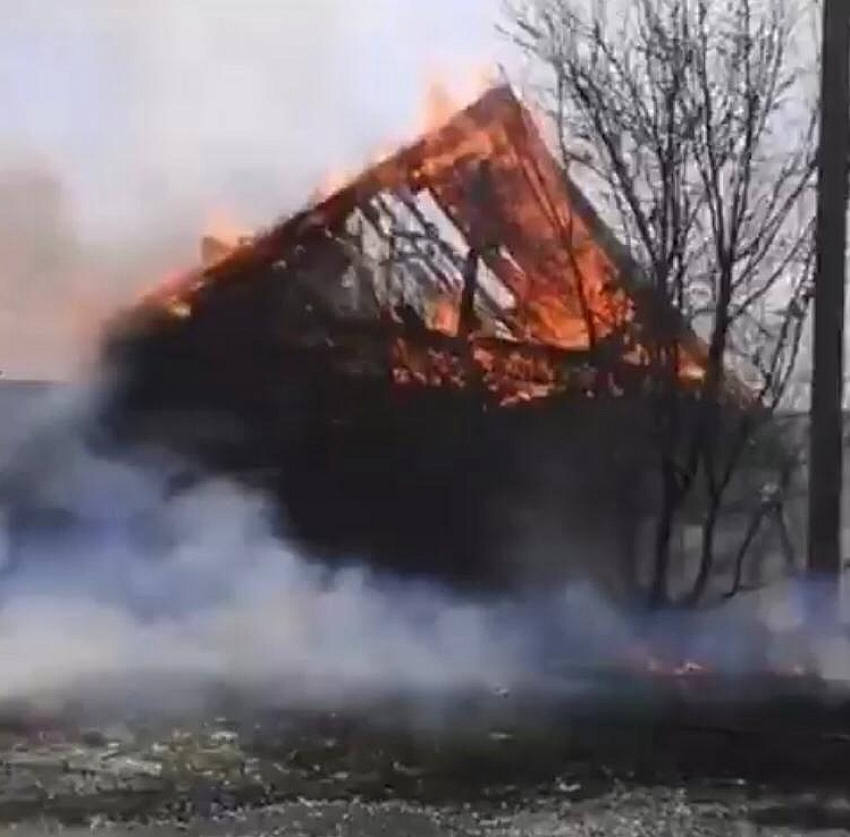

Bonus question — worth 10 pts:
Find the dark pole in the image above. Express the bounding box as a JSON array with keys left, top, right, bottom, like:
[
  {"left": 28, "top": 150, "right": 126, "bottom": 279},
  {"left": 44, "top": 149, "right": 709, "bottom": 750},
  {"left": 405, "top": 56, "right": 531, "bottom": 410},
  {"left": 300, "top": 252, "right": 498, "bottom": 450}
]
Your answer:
[{"left": 808, "top": 0, "right": 850, "bottom": 586}]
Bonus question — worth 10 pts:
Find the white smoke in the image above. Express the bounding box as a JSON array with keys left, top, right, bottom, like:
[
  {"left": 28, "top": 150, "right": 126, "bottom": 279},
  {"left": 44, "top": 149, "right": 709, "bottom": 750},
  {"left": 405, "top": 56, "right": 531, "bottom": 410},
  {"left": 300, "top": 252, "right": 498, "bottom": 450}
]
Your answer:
[
  {"left": 0, "top": 382, "right": 847, "bottom": 716},
  {"left": 3, "top": 2, "right": 847, "bottom": 716},
  {"left": 0, "top": 2, "right": 633, "bottom": 710},
  {"left": 0, "top": 383, "right": 547, "bottom": 708},
  {"left": 0, "top": 0, "right": 520, "bottom": 379}
]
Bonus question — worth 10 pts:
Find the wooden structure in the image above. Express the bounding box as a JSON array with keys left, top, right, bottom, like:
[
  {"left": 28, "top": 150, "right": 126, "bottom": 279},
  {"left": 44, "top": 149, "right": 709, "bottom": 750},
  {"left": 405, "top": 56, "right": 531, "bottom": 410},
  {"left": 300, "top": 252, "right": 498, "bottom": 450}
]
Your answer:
[{"left": 100, "top": 86, "right": 755, "bottom": 596}]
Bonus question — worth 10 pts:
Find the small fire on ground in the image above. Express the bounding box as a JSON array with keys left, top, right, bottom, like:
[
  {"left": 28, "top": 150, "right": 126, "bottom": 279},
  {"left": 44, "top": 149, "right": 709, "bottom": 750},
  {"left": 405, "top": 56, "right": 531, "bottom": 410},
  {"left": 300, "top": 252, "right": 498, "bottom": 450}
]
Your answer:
[{"left": 630, "top": 648, "right": 811, "bottom": 681}]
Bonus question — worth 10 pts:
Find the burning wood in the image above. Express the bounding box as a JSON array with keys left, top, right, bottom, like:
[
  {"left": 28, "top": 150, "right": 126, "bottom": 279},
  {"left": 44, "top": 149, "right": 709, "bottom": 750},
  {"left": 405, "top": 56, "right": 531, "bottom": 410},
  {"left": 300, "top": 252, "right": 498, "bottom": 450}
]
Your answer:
[
  {"left": 101, "top": 85, "right": 755, "bottom": 592},
  {"left": 128, "top": 85, "right": 743, "bottom": 407}
]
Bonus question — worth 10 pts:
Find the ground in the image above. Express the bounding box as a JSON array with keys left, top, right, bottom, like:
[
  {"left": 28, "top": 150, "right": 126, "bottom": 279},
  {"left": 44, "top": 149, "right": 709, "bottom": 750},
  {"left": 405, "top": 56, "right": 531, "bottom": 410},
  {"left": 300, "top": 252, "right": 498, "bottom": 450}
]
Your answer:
[{"left": 2, "top": 675, "right": 850, "bottom": 835}]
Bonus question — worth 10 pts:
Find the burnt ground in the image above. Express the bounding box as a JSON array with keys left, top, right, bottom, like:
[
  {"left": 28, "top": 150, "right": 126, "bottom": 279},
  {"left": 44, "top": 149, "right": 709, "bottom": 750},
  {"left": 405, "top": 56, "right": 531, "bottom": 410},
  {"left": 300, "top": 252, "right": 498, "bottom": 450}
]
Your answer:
[{"left": 2, "top": 675, "right": 850, "bottom": 835}]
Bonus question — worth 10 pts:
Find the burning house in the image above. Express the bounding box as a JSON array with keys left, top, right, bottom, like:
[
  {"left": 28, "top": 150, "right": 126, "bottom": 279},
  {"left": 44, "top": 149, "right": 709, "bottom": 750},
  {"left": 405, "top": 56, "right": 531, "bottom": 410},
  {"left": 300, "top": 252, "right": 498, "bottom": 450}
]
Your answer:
[{"left": 99, "top": 86, "right": 775, "bottom": 599}]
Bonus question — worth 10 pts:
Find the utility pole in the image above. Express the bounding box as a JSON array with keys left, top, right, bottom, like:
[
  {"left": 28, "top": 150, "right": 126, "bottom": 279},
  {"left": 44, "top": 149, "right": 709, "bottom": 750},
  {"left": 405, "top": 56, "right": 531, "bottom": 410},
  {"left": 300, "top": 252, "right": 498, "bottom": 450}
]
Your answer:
[{"left": 808, "top": 0, "right": 850, "bottom": 587}]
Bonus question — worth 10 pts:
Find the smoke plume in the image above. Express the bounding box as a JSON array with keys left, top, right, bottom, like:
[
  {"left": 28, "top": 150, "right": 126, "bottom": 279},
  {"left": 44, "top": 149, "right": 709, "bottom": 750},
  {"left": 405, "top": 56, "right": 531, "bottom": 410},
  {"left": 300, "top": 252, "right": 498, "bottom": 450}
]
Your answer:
[
  {"left": 0, "top": 2, "right": 845, "bottom": 717},
  {"left": 0, "top": 0, "right": 513, "bottom": 379},
  {"left": 0, "top": 381, "right": 845, "bottom": 717}
]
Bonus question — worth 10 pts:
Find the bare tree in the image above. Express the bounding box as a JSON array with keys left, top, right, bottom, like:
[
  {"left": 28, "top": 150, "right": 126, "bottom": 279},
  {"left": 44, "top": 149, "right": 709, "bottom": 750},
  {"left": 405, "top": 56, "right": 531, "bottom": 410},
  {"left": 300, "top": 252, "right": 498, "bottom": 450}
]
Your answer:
[{"left": 507, "top": 0, "right": 817, "bottom": 606}]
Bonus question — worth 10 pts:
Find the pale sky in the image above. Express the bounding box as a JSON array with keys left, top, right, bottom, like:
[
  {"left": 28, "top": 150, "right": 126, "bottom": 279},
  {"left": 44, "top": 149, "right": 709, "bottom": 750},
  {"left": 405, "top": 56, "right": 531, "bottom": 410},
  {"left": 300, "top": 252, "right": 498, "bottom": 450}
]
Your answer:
[{"left": 0, "top": 0, "right": 513, "bottom": 378}]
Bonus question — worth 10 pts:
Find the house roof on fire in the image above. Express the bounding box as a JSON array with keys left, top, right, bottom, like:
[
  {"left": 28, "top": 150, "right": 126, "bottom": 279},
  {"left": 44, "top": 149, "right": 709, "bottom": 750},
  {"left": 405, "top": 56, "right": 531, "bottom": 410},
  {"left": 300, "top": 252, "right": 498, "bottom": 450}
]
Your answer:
[{"left": 138, "top": 85, "right": 750, "bottom": 405}]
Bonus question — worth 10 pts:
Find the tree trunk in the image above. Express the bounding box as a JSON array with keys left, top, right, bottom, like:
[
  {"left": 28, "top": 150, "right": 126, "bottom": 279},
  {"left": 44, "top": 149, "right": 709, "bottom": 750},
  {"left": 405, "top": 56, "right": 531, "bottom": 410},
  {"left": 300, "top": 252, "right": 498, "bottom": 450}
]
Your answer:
[
  {"left": 687, "top": 500, "right": 720, "bottom": 606},
  {"left": 650, "top": 460, "right": 679, "bottom": 608}
]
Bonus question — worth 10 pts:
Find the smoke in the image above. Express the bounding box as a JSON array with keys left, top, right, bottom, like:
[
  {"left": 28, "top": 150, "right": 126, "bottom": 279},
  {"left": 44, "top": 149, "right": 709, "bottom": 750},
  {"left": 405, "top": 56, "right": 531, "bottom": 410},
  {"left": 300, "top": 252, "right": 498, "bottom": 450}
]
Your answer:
[
  {"left": 0, "top": 382, "right": 847, "bottom": 718},
  {"left": 0, "top": 384, "right": 634, "bottom": 707},
  {"left": 0, "top": 2, "right": 846, "bottom": 714},
  {"left": 0, "top": 382, "right": 538, "bottom": 709},
  {"left": 0, "top": 0, "right": 515, "bottom": 379}
]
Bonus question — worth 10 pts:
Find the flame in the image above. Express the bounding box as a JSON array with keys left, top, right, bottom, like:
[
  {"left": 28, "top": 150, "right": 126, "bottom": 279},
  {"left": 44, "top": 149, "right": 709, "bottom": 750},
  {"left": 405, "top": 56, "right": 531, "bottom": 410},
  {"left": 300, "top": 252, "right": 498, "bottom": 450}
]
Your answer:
[
  {"left": 313, "top": 75, "right": 473, "bottom": 202},
  {"left": 473, "top": 345, "right": 559, "bottom": 405},
  {"left": 314, "top": 74, "right": 486, "bottom": 203},
  {"left": 134, "top": 84, "right": 741, "bottom": 406},
  {"left": 200, "top": 209, "right": 253, "bottom": 268},
  {"left": 425, "top": 296, "right": 460, "bottom": 336},
  {"left": 315, "top": 166, "right": 355, "bottom": 202},
  {"left": 390, "top": 335, "right": 564, "bottom": 407},
  {"left": 390, "top": 338, "right": 466, "bottom": 389},
  {"left": 420, "top": 80, "right": 458, "bottom": 134},
  {"left": 415, "top": 64, "right": 496, "bottom": 137},
  {"left": 203, "top": 208, "right": 252, "bottom": 249},
  {"left": 135, "top": 266, "right": 202, "bottom": 316},
  {"left": 135, "top": 209, "right": 253, "bottom": 314}
]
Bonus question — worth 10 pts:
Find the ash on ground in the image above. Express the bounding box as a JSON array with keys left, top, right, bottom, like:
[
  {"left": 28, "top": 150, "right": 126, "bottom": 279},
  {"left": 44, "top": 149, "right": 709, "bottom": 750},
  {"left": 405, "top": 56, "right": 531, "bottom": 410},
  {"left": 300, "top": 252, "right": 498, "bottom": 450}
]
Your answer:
[{"left": 1, "top": 675, "right": 850, "bottom": 835}]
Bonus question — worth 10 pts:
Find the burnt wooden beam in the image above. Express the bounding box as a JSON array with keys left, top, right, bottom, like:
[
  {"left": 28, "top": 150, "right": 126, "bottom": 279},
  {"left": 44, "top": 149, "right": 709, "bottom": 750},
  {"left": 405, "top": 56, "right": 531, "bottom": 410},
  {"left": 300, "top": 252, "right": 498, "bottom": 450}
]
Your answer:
[{"left": 459, "top": 250, "right": 479, "bottom": 338}]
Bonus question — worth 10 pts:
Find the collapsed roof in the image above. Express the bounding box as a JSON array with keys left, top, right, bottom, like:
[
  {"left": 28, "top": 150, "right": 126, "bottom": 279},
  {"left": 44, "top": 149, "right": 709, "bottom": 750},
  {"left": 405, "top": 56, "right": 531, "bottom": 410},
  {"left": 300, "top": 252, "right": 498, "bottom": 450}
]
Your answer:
[{"left": 135, "top": 85, "right": 747, "bottom": 408}]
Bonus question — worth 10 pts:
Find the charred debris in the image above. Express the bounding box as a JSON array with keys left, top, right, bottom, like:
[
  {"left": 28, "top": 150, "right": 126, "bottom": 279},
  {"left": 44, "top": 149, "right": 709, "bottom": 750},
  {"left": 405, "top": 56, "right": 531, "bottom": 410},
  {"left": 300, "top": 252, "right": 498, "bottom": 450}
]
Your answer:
[{"left": 100, "top": 86, "right": 769, "bottom": 597}]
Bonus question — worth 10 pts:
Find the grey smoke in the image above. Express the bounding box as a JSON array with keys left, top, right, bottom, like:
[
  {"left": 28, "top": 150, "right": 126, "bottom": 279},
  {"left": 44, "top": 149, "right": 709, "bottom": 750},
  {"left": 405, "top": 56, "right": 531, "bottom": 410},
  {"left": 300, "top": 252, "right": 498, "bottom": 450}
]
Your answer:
[
  {"left": 0, "top": 383, "right": 846, "bottom": 715},
  {"left": 0, "top": 384, "right": 533, "bottom": 708},
  {"left": 0, "top": 0, "right": 514, "bottom": 379},
  {"left": 0, "top": 1, "right": 845, "bottom": 712}
]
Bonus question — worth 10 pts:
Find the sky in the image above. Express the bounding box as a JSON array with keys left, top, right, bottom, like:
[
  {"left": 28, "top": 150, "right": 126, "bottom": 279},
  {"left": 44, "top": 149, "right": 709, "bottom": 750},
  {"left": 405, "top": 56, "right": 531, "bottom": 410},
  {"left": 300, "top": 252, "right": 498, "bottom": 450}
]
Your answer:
[{"left": 0, "top": 0, "right": 513, "bottom": 379}]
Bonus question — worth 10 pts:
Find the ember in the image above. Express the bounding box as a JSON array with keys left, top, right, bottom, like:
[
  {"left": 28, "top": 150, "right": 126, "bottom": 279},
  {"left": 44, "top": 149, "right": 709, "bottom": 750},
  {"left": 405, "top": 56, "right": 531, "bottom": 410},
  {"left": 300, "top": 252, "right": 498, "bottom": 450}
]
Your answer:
[{"left": 132, "top": 84, "right": 732, "bottom": 402}]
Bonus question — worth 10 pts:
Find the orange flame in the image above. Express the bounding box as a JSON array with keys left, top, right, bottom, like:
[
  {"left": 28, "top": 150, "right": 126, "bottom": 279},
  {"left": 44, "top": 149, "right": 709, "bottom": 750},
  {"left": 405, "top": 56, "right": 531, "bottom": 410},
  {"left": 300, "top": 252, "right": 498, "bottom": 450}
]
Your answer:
[
  {"left": 420, "top": 80, "right": 457, "bottom": 134},
  {"left": 425, "top": 296, "right": 461, "bottom": 336},
  {"left": 203, "top": 208, "right": 252, "bottom": 248},
  {"left": 417, "top": 66, "right": 496, "bottom": 134},
  {"left": 314, "top": 166, "right": 355, "bottom": 202},
  {"left": 134, "top": 83, "right": 730, "bottom": 406}
]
